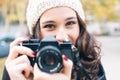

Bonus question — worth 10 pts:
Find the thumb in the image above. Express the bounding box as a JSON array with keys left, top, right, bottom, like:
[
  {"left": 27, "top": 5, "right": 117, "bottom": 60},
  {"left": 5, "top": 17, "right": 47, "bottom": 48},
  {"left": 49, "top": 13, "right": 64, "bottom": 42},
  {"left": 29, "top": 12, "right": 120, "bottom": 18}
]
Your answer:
[
  {"left": 62, "top": 55, "right": 73, "bottom": 79},
  {"left": 34, "top": 63, "right": 42, "bottom": 77},
  {"left": 34, "top": 63, "right": 50, "bottom": 80}
]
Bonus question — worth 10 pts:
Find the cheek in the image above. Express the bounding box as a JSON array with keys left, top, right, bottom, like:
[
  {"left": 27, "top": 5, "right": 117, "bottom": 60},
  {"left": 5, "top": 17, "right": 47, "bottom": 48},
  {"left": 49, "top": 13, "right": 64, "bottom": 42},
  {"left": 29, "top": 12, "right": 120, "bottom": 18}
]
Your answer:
[
  {"left": 68, "top": 28, "right": 79, "bottom": 45},
  {"left": 40, "top": 29, "right": 55, "bottom": 38},
  {"left": 40, "top": 29, "right": 47, "bottom": 38}
]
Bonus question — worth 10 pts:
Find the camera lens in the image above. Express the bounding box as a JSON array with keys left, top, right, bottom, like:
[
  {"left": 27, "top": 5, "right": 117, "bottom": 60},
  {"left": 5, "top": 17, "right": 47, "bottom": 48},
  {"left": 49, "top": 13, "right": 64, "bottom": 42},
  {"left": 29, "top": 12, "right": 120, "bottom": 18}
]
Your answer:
[
  {"left": 42, "top": 52, "right": 58, "bottom": 67},
  {"left": 36, "top": 46, "right": 63, "bottom": 73},
  {"left": 44, "top": 55, "right": 54, "bottom": 66}
]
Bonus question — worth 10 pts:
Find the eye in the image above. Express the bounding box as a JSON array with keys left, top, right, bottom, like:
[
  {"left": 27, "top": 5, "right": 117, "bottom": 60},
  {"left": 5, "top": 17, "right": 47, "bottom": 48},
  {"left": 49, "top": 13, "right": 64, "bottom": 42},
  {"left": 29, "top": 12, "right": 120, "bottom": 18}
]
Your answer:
[
  {"left": 43, "top": 24, "right": 55, "bottom": 30},
  {"left": 66, "top": 21, "right": 76, "bottom": 26}
]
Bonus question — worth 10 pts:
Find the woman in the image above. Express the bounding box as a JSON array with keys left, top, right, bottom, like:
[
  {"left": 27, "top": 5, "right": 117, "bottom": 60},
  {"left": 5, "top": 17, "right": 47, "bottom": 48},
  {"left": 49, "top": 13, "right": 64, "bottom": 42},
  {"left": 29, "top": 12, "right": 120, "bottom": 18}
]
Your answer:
[{"left": 2, "top": 0, "right": 106, "bottom": 80}]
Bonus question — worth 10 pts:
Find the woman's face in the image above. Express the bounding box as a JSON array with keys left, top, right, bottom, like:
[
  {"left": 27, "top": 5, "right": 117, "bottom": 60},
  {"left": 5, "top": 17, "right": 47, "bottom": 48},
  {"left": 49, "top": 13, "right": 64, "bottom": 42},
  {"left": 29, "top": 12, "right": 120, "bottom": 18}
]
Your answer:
[{"left": 40, "top": 7, "right": 80, "bottom": 45}]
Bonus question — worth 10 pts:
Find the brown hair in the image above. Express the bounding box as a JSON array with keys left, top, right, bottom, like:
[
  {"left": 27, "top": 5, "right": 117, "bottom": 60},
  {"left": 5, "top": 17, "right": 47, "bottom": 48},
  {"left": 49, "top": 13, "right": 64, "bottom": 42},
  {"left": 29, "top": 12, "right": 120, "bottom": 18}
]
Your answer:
[
  {"left": 31, "top": 12, "right": 101, "bottom": 79},
  {"left": 75, "top": 12, "right": 101, "bottom": 79}
]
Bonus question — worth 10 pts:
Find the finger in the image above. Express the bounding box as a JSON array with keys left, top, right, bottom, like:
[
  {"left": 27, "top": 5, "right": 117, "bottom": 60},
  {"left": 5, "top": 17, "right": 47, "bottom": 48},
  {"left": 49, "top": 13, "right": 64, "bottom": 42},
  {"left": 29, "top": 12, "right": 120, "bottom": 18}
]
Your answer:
[
  {"left": 6, "top": 55, "right": 31, "bottom": 71},
  {"left": 34, "top": 63, "right": 42, "bottom": 80},
  {"left": 6, "top": 46, "right": 35, "bottom": 64},
  {"left": 6, "top": 55, "right": 33, "bottom": 79},
  {"left": 11, "top": 55, "right": 31, "bottom": 65},
  {"left": 14, "top": 55, "right": 33, "bottom": 78},
  {"left": 34, "top": 63, "right": 50, "bottom": 80},
  {"left": 6, "top": 37, "right": 32, "bottom": 63},
  {"left": 34, "top": 63, "right": 41, "bottom": 73},
  {"left": 62, "top": 55, "right": 73, "bottom": 79},
  {"left": 16, "top": 62, "right": 33, "bottom": 78},
  {"left": 10, "top": 46, "right": 35, "bottom": 58},
  {"left": 10, "top": 37, "right": 29, "bottom": 48}
]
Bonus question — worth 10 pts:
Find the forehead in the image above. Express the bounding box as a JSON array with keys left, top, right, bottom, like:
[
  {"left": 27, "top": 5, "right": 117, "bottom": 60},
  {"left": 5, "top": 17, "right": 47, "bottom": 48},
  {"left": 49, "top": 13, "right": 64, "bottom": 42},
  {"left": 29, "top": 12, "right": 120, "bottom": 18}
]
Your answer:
[{"left": 40, "top": 7, "right": 77, "bottom": 20}]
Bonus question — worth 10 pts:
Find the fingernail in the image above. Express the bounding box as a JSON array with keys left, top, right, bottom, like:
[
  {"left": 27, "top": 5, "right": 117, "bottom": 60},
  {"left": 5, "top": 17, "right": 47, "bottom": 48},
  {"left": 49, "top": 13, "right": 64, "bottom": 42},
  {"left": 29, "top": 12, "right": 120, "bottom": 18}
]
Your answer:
[
  {"left": 63, "top": 55, "right": 68, "bottom": 61},
  {"left": 32, "top": 52, "right": 37, "bottom": 56}
]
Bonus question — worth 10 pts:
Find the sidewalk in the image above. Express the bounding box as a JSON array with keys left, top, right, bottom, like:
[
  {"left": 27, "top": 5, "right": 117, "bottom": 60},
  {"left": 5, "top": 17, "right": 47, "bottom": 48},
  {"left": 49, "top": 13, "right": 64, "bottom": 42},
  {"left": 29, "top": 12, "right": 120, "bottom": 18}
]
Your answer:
[{"left": 96, "top": 36, "right": 120, "bottom": 80}]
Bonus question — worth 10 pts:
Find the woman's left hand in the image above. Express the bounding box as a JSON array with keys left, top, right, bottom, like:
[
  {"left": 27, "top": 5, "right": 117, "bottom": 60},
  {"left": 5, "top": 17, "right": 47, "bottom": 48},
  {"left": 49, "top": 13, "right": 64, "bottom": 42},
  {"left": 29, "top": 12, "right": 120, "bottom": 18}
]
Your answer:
[{"left": 33, "top": 55, "right": 73, "bottom": 80}]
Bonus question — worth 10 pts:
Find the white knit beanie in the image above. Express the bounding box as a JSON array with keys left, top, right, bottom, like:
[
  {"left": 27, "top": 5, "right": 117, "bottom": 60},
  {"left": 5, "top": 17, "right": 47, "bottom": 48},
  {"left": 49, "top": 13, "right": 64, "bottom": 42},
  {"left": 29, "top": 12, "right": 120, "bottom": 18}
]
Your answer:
[{"left": 26, "top": 0, "right": 85, "bottom": 35}]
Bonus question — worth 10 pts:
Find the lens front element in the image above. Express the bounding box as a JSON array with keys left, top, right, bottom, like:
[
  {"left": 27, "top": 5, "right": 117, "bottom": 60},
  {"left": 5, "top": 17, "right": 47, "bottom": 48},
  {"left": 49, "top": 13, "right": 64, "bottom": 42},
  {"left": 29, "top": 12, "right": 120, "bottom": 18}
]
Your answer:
[{"left": 36, "top": 46, "right": 63, "bottom": 73}]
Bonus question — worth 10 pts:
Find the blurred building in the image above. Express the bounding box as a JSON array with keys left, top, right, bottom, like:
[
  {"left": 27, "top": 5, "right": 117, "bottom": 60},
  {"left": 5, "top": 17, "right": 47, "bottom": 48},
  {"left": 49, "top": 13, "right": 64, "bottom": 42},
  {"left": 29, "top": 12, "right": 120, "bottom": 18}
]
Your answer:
[{"left": 86, "top": 15, "right": 102, "bottom": 36}]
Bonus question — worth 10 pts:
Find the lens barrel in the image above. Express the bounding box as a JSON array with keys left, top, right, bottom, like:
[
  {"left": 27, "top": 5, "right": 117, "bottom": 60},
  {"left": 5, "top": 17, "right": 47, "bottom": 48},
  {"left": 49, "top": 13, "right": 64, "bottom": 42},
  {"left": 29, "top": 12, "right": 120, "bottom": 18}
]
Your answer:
[{"left": 36, "top": 45, "right": 63, "bottom": 73}]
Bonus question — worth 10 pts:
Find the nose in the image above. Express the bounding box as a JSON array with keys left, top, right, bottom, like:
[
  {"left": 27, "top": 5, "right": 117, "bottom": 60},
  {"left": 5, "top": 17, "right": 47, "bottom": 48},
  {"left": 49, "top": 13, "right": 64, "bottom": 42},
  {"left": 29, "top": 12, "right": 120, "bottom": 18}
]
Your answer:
[{"left": 55, "top": 29, "right": 68, "bottom": 43}]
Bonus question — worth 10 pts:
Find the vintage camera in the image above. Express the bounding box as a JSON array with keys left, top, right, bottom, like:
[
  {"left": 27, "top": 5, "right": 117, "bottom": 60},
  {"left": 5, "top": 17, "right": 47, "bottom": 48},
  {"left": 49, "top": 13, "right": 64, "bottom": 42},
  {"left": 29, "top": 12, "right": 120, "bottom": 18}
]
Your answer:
[{"left": 22, "top": 36, "right": 77, "bottom": 73}]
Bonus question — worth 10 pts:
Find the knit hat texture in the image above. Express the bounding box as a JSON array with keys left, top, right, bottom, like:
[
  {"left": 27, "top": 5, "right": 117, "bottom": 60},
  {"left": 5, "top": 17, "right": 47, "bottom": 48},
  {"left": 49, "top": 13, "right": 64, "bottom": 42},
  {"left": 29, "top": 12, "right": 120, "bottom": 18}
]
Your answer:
[{"left": 26, "top": 0, "right": 85, "bottom": 35}]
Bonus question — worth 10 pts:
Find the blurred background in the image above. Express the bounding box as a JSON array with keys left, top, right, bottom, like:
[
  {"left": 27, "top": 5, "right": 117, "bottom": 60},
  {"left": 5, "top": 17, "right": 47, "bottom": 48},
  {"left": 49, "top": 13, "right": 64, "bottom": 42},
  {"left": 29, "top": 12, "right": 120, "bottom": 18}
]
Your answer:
[{"left": 0, "top": 0, "right": 120, "bottom": 80}]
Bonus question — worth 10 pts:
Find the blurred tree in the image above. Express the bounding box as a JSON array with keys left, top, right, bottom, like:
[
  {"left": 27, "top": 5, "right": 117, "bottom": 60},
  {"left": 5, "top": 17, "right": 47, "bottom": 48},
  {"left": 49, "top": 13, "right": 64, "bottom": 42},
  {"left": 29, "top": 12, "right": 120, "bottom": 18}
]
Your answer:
[
  {"left": 0, "top": 0, "right": 120, "bottom": 32},
  {"left": 0, "top": 0, "right": 28, "bottom": 32},
  {"left": 12, "top": 0, "right": 28, "bottom": 36},
  {"left": 1, "top": 0, "right": 10, "bottom": 31},
  {"left": 81, "top": 0, "right": 120, "bottom": 22}
]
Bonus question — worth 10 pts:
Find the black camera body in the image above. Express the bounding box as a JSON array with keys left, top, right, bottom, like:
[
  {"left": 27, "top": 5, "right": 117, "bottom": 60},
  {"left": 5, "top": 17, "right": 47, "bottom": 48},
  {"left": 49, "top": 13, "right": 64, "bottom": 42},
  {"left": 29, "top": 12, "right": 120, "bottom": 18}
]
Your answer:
[{"left": 22, "top": 36, "right": 75, "bottom": 73}]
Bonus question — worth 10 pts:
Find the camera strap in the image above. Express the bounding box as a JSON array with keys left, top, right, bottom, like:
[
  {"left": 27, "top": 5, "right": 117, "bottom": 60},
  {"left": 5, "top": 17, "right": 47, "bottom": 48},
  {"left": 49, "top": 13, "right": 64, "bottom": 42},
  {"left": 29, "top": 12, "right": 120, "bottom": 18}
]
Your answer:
[
  {"left": 72, "top": 46, "right": 91, "bottom": 80},
  {"left": 76, "top": 60, "right": 91, "bottom": 80}
]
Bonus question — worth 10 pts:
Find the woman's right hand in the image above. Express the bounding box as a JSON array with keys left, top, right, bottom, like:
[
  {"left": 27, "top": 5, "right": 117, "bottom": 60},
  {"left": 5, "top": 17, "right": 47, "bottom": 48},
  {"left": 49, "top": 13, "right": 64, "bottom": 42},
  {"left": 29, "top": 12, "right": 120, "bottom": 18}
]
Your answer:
[{"left": 5, "top": 37, "right": 35, "bottom": 80}]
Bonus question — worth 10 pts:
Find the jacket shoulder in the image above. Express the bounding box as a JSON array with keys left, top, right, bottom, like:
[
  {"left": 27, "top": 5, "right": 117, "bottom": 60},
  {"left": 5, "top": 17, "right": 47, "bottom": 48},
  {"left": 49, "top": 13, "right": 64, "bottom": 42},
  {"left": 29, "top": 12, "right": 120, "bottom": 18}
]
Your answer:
[{"left": 98, "top": 64, "right": 106, "bottom": 80}]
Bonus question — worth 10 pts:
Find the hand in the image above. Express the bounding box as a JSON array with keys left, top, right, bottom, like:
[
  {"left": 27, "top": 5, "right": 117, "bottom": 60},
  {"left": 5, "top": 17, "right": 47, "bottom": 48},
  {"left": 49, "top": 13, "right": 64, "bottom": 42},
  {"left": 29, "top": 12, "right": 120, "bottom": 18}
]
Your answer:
[
  {"left": 6, "top": 55, "right": 33, "bottom": 80},
  {"left": 33, "top": 55, "right": 73, "bottom": 80},
  {"left": 5, "top": 37, "right": 35, "bottom": 80}
]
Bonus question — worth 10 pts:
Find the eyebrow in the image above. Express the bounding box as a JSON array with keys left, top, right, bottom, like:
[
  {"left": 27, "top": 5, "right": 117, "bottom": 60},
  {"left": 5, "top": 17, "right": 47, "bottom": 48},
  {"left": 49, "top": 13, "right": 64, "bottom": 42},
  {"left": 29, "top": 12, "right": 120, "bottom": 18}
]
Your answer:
[
  {"left": 42, "top": 17, "right": 77, "bottom": 24},
  {"left": 42, "top": 21, "right": 55, "bottom": 24},
  {"left": 65, "top": 17, "right": 77, "bottom": 21}
]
